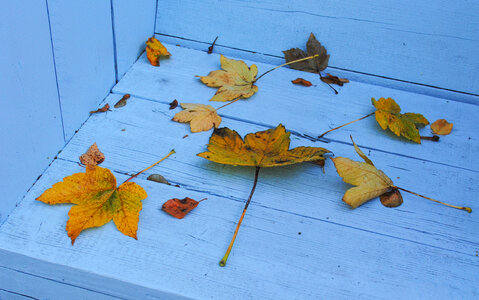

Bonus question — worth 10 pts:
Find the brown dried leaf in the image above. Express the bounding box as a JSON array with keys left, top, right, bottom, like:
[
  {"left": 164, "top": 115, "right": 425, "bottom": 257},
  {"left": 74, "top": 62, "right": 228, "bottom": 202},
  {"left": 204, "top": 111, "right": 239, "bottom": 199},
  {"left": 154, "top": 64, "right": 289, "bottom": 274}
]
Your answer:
[
  {"left": 291, "top": 78, "right": 312, "bottom": 87},
  {"left": 90, "top": 104, "right": 110, "bottom": 114},
  {"left": 169, "top": 99, "right": 178, "bottom": 110},
  {"left": 431, "top": 119, "right": 453, "bottom": 135},
  {"left": 114, "top": 94, "right": 130, "bottom": 108},
  {"left": 320, "top": 74, "right": 349, "bottom": 86},
  {"left": 79, "top": 143, "right": 105, "bottom": 166},
  {"left": 147, "top": 174, "right": 170, "bottom": 185},
  {"left": 283, "top": 33, "right": 329, "bottom": 73},
  {"left": 380, "top": 188, "right": 403, "bottom": 208}
]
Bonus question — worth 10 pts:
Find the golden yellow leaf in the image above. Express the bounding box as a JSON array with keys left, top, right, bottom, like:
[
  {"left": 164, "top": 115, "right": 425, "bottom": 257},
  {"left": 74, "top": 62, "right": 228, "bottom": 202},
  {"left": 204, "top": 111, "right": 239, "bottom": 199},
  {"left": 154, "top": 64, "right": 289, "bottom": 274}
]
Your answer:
[
  {"left": 172, "top": 103, "right": 222, "bottom": 132},
  {"left": 332, "top": 137, "right": 394, "bottom": 208},
  {"left": 198, "top": 124, "right": 330, "bottom": 167},
  {"left": 198, "top": 55, "right": 258, "bottom": 102},
  {"left": 146, "top": 37, "right": 171, "bottom": 66},
  {"left": 431, "top": 119, "right": 453, "bottom": 135},
  {"left": 372, "top": 97, "right": 429, "bottom": 143},
  {"left": 37, "top": 166, "right": 147, "bottom": 244}
]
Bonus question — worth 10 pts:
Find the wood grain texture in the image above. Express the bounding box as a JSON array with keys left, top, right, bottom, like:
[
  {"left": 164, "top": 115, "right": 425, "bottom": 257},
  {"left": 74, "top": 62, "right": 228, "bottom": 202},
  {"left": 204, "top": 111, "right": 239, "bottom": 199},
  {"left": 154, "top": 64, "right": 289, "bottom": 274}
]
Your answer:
[
  {"left": 112, "top": 0, "right": 157, "bottom": 79},
  {"left": 113, "top": 45, "right": 479, "bottom": 172},
  {"left": 0, "top": 93, "right": 476, "bottom": 299},
  {"left": 47, "top": 0, "right": 116, "bottom": 140},
  {"left": 155, "top": 0, "right": 479, "bottom": 97},
  {"left": 0, "top": 0, "right": 64, "bottom": 224}
]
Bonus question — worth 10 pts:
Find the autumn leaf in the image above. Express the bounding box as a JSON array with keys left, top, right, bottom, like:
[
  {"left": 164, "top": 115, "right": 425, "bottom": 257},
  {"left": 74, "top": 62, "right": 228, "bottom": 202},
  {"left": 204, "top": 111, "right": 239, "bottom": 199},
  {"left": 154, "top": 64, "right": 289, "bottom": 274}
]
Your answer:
[
  {"left": 198, "top": 124, "right": 330, "bottom": 266},
  {"left": 146, "top": 37, "right": 171, "bottom": 66},
  {"left": 372, "top": 97, "right": 429, "bottom": 143},
  {"left": 320, "top": 74, "right": 349, "bottom": 86},
  {"left": 162, "top": 197, "right": 205, "bottom": 219},
  {"left": 332, "top": 136, "right": 471, "bottom": 212},
  {"left": 291, "top": 78, "right": 312, "bottom": 87},
  {"left": 283, "top": 33, "right": 329, "bottom": 73},
  {"left": 198, "top": 124, "right": 330, "bottom": 167},
  {"left": 90, "top": 103, "right": 110, "bottom": 114},
  {"left": 37, "top": 166, "right": 147, "bottom": 244},
  {"left": 198, "top": 55, "right": 258, "bottom": 102},
  {"left": 172, "top": 103, "right": 222, "bottom": 132},
  {"left": 169, "top": 99, "right": 178, "bottom": 110},
  {"left": 79, "top": 142, "right": 105, "bottom": 166},
  {"left": 114, "top": 94, "right": 130, "bottom": 108},
  {"left": 431, "top": 119, "right": 453, "bottom": 135}
]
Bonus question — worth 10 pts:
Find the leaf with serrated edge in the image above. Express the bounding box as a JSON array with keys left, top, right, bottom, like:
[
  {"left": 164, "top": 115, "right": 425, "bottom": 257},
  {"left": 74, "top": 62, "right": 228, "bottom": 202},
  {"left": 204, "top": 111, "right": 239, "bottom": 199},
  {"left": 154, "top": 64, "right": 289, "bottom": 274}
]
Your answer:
[
  {"left": 37, "top": 166, "right": 147, "bottom": 244},
  {"left": 199, "top": 55, "right": 258, "bottom": 102},
  {"left": 198, "top": 124, "right": 330, "bottom": 167},
  {"left": 172, "top": 103, "right": 222, "bottom": 132}
]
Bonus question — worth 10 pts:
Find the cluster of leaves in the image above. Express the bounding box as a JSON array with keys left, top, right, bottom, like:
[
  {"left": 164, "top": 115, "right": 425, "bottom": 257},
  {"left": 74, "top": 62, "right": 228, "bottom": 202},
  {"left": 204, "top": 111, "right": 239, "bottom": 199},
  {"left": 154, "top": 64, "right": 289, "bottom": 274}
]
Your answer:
[{"left": 37, "top": 35, "right": 466, "bottom": 269}]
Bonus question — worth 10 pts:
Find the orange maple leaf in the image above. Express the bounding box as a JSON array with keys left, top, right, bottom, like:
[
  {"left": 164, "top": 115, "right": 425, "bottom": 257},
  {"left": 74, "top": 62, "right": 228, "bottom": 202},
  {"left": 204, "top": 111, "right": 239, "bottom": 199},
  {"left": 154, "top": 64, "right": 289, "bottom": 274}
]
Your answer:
[{"left": 37, "top": 166, "right": 147, "bottom": 244}]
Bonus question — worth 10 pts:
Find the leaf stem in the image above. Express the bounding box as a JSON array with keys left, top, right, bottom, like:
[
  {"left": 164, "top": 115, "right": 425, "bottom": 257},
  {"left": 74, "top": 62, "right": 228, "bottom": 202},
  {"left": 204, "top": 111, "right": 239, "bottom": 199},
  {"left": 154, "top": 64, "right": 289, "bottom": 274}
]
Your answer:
[
  {"left": 319, "top": 73, "right": 338, "bottom": 94},
  {"left": 255, "top": 54, "right": 319, "bottom": 82},
  {"left": 124, "top": 149, "right": 176, "bottom": 183},
  {"left": 208, "top": 36, "right": 219, "bottom": 54},
  {"left": 219, "top": 166, "right": 261, "bottom": 267},
  {"left": 318, "top": 112, "right": 374, "bottom": 139},
  {"left": 420, "top": 135, "right": 440, "bottom": 142},
  {"left": 395, "top": 186, "right": 471, "bottom": 213},
  {"left": 214, "top": 97, "right": 242, "bottom": 112}
]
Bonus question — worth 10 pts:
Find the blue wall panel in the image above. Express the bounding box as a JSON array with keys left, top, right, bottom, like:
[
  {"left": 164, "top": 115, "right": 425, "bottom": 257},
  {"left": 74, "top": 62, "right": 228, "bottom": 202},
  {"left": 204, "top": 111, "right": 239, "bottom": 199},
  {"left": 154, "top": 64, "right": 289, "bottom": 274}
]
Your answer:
[
  {"left": 112, "top": 0, "right": 157, "bottom": 79},
  {"left": 47, "top": 0, "right": 116, "bottom": 140},
  {"left": 0, "top": 0, "right": 65, "bottom": 223}
]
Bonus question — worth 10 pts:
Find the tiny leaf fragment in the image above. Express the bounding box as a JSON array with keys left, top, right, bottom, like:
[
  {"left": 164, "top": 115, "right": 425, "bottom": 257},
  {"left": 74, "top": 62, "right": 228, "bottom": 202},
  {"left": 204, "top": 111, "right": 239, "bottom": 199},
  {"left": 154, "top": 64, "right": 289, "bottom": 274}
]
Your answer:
[
  {"left": 90, "top": 104, "right": 110, "bottom": 114},
  {"left": 162, "top": 197, "right": 202, "bottom": 219},
  {"left": 291, "top": 78, "right": 312, "bottom": 86},
  {"left": 431, "top": 119, "right": 453, "bottom": 135},
  {"left": 79, "top": 142, "right": 105, "bottom": 166},
  {"left": 114, "top": 94, "right": 130, "bottom": 108},
  {"left": 320, "top": 74, "right": 349, "bottom": 86}
]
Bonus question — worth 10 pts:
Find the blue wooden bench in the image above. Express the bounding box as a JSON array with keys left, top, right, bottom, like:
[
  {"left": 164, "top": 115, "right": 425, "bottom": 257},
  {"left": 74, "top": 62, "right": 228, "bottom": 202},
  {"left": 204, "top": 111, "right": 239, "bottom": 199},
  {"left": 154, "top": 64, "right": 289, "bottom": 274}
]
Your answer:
[{"left": 1, "top": 1, "right": 478, "bottom": 299}]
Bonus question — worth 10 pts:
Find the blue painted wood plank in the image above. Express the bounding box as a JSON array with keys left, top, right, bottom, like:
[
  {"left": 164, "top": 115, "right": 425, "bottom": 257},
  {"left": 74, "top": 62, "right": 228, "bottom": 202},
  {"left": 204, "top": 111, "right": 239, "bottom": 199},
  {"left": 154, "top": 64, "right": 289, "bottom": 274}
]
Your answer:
[
  {"left": 155, "top": 0, "right": 479, "bottom": 97},
  {"left": 113, "top": 45, "right": 479, "bottom": 172},
  {"left": 0, "top": 1, "right": 64, "bottom": 224},
  {"left": 112, "top": 0, "right": 157, "bottom": 80},
  {"left": 47, "top": 0, "right": 116, "bottom": 140}
]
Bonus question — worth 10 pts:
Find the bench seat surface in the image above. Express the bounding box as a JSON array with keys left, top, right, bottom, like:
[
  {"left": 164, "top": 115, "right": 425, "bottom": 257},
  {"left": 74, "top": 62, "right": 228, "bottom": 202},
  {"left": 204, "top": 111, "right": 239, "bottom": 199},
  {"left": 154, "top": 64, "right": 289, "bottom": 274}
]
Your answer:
[{"left": 0, "top": 44, "right": 478, "bottom": 299}]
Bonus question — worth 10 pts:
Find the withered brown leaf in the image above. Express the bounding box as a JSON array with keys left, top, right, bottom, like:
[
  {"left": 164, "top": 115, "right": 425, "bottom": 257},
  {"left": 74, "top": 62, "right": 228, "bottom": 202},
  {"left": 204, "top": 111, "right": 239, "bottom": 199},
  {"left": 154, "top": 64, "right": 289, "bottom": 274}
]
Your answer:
[
  {"left": 114, "top": 94, "right": 130, "bottom": 108},
  {"left": 79, "top": 143, "right": 105, "bottom": 166},
  {"left": 90, "top": 104, "right": 110, "bottom": 114},
  {"left": 291, "top": 78, "right": 312, "bottom": 87},
  {"left": 320, "top": 74, "right": 349, "bottom": 86},
  {"left": 283, "top": 33, "right": 330, "bottom": 73}
]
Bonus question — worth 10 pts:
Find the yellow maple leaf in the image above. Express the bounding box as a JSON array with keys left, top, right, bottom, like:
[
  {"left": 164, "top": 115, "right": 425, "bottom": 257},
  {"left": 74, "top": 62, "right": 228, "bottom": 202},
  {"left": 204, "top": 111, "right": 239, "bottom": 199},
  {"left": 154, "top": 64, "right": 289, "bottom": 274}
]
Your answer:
[
  {"left": 372, "top": 97, "right": 429, "bottom": 143},
  {"left": 146, "top": 37, "right": 171, "bottom": 66},
  {"left": 172, "top": 103, "right": 222, "bottom": 132},
  {"left": 198, "top": 124, "right": 330, "bottom": 167},
  {"left": 37, "top": 166, "right": 147, "bottom": 244},
  {"left": 198, "top": 55, "right": 258, "bottom": 102},
  {"left": 431, "top": 119, "right": 453, "bottom": 135}
]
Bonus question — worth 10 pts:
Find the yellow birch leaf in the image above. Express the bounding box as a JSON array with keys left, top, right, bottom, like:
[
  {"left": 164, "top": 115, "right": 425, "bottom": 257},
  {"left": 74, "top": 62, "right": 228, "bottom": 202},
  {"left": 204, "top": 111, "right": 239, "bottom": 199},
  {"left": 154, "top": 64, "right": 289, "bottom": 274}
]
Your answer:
[
  {"left": 372, "top": 97, "right": 429, "bottom": 143},
  {"left": 172, "top": 103, "right": 222, "bottom": 132},
  {"left": 198, "top": 55, "right": 258, "bottom": 102},
  {"left": 198, "top": 124, "right": 330, "bottom": 167},
  {"left": 36, "top": 166, "right": 147, "bottom": 244},
  {"left": 146, "top": 37, "right": 171, "bottom": 66},
  {"left": 431, "top": 119, "right": 453, "bottom": 135}
]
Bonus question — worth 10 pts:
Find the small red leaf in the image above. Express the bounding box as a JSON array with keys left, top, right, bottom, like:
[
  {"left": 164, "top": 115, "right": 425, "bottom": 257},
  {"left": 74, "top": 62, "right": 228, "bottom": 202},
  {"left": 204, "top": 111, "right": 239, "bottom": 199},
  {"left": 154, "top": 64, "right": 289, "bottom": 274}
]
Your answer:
[
  {"left": 90, "top": 104, "right": 110, "bottom": 114},
  {"left": 162, "top": 197, "right": 205, "bottom": 219},
  {"left": 291, "top": 78, "right": 312, "bottom": 87}
]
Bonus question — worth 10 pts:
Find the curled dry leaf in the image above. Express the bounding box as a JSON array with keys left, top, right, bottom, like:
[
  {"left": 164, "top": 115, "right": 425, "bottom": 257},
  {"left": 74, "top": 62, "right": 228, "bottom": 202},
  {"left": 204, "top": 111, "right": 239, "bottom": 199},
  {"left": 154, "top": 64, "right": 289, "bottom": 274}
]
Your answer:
[
  {"left": 169, "top": 99, "right": 178, "bottom": 110},
  {"left": 291, "top": 78, "right": 312, "bottom": 87},
  {"left": 380, "top": 188, "right": 403, "bottom": 208},
  {"left": 79, "top": 142, "right": 105, "bottom": 166},
  {"left": 283, "top": 33, "right": 329, "bottom": 73},
  {"left": 162, "top": 197, "right": 204, "bottom": 219},
  {"left": 372, "top": 97, "right": 429, "bottom": 143},
  {"left": 198, "top": 124, "right": 330, "bottom": 167},
  {"left": 146, "top": 37, "right": 171, "bottom": 66},
  {"left": 90, "top": 103, "right": 110, "bottom": 114},
  {"left": 431, "top": 119, "right": 453, "bottom": 135},
  {"left": 320, "top": 74, "right": 349, "bottom": 86},
  {"left": 147, "top": 174, "right": 170, "bottom": 185},
  {"left": 198, "top": 55, "right": 258, "bottom": 102},
  {"left": 114, "top": 94, "right": 130, "bottom": 108},
  {"left": 172, "top": 103, "right": 222, "bottom": 132},
  {"left": 36, "top": 166, "right": 147, "bottom": 244}
]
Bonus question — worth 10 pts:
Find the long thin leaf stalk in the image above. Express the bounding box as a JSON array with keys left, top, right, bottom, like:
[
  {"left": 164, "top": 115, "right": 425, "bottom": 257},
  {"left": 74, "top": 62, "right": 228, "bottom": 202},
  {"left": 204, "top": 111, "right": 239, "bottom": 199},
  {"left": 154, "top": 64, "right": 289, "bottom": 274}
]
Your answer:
[
  {"left": 124, "top": 149, "right": 176, "bottom": 183},
  {"left": 318, "top": 112, "right": 375, "bottom": 139},
  {"left": 395, "top": 186, "right": 471, "bottom": 213},
  {"left": 219, "top": 167, "right": 261, "bottom": 267}
]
